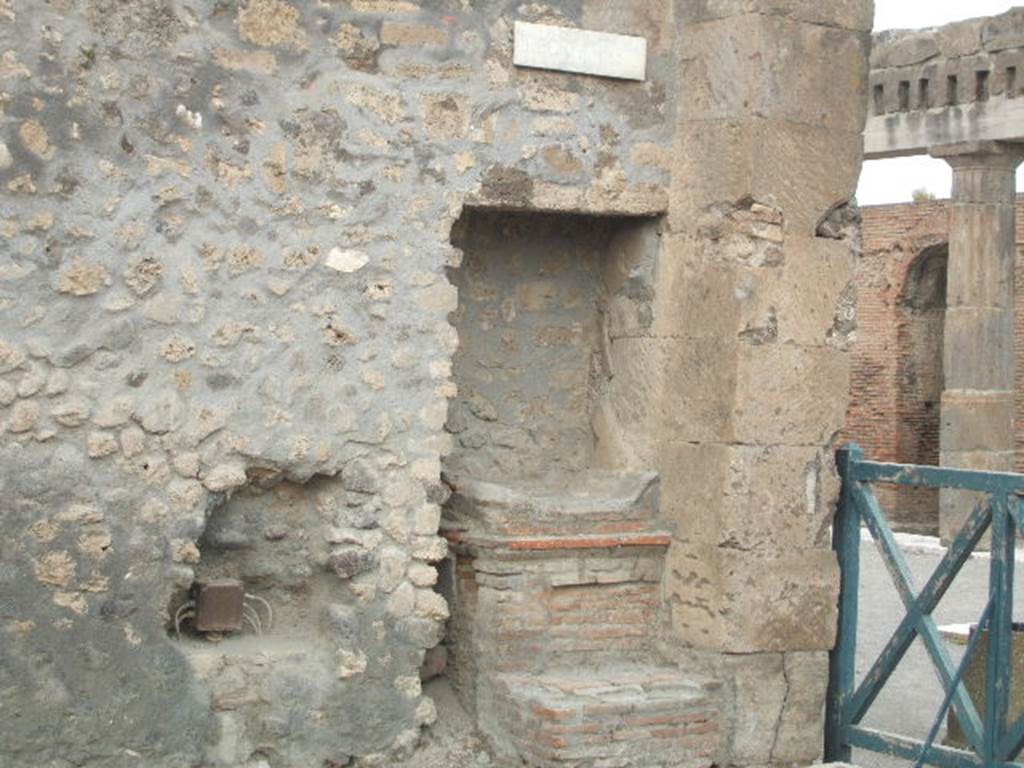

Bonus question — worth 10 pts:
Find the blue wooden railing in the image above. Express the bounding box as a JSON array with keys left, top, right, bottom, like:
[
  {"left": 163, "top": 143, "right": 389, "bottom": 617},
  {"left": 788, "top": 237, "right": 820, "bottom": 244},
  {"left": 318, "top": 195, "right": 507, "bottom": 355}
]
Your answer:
[{"left": 825, "top": 445, "right": 1024, "bottom": 768}]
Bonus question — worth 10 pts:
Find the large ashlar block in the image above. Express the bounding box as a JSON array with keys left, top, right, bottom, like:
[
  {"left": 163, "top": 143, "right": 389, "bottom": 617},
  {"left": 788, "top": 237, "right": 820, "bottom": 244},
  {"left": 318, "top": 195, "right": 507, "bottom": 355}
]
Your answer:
[
  {"left": 665, "top": 542, "right": 725, "bottom": 647},
  {"left": 723, "top": 653, "right": 788, "bottom": 766},
  {"left": 942, "top": 307, "right": 1015, "bottom": 390},
  {"left": 735, "top": 236, "right": 855, "bottom": 348},
  {"left": 941, "top": 391, "right": 1016, "bottom": 453},
  {"left": 749, "top": 119, "right": 865, "bottom": 236},
  {"left": 677, "top": 0, "right": 873, "bottom": 31},
  {"left": 670, "top": 119, "right": 863, "bottom": 235},
  {"left": 669, "top": 120, "right": 754, "bottom": 227},
  {"left": 658, "top": 442, "right": 731, "bottom": 547},
  {"left": 656, "top": 335, "right": 740, "bottom": 444},
  {"left": 666, "top": 544, "right": 839, "bottom": 652},
  {"left": 732, "top": 343, "right": 850, "bottom": 447},
  {"left": 721, "top": 651, "right": 832, "bottom": 765},
  {"left": 718, "top": 550, "right": 840, "bottom": 653},
  {"left": 654, "top": 235, "right": 741, "bottom": 340},
  {"left": 654, "top": 235, "right": 854, "bottom": 348},
  {"left": 774, "top": 652, "right": 831, "bottom": 763},
  {"left": 659, "top": 442, "right": 836, "bottom": 553},
  {"left": 718, "top": 650, "right": 832, "bottom": 765},
  {"left": 680, "top": 14, "right": 869, "bottom": 133},
  {"left": 715, "top": 444, "right": 836, "bottom": 553},
  {"left": 946, "top": 203, "right": 1016, "bottom": 309}
]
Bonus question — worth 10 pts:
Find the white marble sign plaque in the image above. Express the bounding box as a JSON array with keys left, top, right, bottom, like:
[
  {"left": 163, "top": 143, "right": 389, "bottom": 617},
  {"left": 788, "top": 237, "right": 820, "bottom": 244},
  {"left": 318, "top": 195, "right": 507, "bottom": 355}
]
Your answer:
[{"left": 513, "top": 21, "right": 647, "bottom": 82}]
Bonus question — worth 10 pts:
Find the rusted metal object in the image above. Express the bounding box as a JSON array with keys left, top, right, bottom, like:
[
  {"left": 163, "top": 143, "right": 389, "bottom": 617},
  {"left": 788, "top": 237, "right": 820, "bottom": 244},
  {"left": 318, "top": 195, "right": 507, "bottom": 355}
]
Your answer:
[{"left": 193, "top": 579, "right": 245, "bottom": 633}]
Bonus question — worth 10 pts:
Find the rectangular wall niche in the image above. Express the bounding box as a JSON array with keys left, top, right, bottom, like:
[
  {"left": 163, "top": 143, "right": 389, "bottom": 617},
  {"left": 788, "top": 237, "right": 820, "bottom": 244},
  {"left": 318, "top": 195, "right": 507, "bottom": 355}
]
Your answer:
[
  {"left": 445, "top": 208, "right": 659, "bottom": 482},
  {"left": 438, "top": 209, "right": 714, "bottom": 768}
]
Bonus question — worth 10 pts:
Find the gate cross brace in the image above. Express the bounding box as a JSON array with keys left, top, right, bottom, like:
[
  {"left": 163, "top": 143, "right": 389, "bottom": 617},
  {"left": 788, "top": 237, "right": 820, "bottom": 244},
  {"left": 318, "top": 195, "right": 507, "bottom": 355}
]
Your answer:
[{"left": 849, "top": 483, "right": 988, "bottom": 753}]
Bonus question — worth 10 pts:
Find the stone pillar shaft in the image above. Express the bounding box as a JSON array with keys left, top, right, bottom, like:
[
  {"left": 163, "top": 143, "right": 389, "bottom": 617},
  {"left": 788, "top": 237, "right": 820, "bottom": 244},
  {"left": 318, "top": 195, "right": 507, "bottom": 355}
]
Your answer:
[{"left": 932, "top": 142, "right": 1024, "bottom": 542}]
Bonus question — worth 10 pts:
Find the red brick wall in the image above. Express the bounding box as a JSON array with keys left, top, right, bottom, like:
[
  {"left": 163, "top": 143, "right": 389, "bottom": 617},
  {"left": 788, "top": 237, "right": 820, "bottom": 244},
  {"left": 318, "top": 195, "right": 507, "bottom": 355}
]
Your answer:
[{"left": 846, "top": 197, "right": 1024, "bottom": 533}]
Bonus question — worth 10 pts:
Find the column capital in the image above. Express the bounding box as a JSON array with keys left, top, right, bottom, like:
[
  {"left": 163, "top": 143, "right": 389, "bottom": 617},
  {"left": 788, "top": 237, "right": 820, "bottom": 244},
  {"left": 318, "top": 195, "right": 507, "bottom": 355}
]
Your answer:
[{"left": 930, "top": 141, "right": 1024, "bottom": 171}]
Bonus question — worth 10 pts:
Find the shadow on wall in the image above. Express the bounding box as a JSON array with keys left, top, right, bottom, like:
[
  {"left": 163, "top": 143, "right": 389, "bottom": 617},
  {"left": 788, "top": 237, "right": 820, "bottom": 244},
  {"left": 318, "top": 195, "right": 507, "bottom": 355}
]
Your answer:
[
  {"left": 443, "top": 207, "right": 662, "bottom": 483},
  {"left": 892, "top": 243, "right": 948, "bottom": 534}
]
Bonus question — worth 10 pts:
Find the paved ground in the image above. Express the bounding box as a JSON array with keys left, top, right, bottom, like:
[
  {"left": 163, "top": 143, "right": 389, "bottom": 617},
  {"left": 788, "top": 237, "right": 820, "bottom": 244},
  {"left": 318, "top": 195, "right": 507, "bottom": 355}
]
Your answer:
[{"left": 853, "top": 531, "right": 1024, "bottom": 768}]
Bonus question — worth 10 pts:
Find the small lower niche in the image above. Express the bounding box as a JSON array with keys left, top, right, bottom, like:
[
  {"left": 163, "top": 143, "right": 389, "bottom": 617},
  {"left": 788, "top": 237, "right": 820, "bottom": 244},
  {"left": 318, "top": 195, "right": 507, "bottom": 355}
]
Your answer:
[{"left": 168, "top": 477, "right": 333, "bottom": 645}]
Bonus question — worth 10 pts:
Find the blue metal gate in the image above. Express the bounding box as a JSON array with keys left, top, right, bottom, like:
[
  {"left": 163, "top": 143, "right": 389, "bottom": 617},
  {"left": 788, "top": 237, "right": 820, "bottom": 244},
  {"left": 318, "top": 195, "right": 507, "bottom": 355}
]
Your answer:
[{"left": 825, "top": 445, "right": 1024, "bottom": 768}]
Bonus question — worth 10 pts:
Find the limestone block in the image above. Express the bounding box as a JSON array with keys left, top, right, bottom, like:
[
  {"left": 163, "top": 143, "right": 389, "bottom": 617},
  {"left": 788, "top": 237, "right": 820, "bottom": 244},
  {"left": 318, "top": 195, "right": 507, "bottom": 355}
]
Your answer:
[
  {"left": 735, "top": 236, "right": 855, "bottom": 348},
  {"left": 719, "top": 550, "right": 840, "bottom": 653},
  {"left": 671, "top": 120, "right": 863, "bottom": 237},
  {"left": 653, "top": 236, "right": 740, "bottom": 340},
  {"left": 723, "top": 653, "right": 787, "bottom": 766},
  {"left": 680, "top": 14, "right": 870, "bottom": 132},
  {"left": 749, "top": 119, "right": 865, "bottom": 237},
  {"left": 732, "top": 343, "right": 849, "bottom": 447},
  {"left": 657, "top": 335, "right": 739, "bottom": 444},
  {"left": 773, "top": 651, "right": 830, "bottom": 764},
  {"left": 664, "top": 542, "right": 723, "bottom": 647},
  {"left": 660, "top": 439, "right": 838, "bottom": 554},
  {"left": 678, "top": 0, "right": 873, "bottom": 31},
  {"left": 714, "top": 444, "right": 834, "bottom": 553},
  {"left": 669, "top": 120, "right": 753, "bottom": 227},
  {"left": 658, "top": 442, "right": 729, "bottom": 548}
]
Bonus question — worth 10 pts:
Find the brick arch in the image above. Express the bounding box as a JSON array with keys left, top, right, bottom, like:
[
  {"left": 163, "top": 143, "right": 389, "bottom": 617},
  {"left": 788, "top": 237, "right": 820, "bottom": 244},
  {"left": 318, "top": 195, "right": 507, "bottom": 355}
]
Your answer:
[{"left": 892, "top": 242, "right": 949, "bottom": 533}]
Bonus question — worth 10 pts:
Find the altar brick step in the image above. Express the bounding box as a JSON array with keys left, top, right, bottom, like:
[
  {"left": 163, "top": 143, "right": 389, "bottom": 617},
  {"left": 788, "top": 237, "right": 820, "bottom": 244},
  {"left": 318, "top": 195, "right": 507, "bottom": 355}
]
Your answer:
[{"left": 481, "top": 665, "right": 721, "bottom": 768}]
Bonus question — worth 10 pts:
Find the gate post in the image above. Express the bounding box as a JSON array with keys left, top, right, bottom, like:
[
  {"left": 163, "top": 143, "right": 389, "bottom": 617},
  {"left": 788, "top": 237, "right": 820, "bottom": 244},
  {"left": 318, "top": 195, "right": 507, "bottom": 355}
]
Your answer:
[
  {"left": 825, "top": 444, "right": 864, "bottom": 762},
  {"left": 985, "top": 494, "right": 1015, "bottom": 761}
]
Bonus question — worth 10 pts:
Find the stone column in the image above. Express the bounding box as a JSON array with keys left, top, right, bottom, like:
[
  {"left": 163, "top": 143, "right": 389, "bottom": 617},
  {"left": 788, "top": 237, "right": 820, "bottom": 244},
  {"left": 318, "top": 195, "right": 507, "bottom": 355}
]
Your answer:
[{"left": 931, "top": 142, "right": 1024, "bottom": 543}]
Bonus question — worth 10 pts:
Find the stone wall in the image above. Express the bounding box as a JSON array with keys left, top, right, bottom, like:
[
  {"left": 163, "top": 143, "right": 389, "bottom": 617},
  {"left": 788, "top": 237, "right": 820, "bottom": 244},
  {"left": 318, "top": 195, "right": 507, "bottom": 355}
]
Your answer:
[
  {"left": 845, "top": 196, "right": 1024, "bottom": 534},
  {"left": 0, "top": 1, "right": 872, "bottom": 766}
]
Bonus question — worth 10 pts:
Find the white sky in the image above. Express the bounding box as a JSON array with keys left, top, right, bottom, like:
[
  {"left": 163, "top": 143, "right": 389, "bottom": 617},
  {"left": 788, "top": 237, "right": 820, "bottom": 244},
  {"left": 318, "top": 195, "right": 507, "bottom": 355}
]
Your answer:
[{"left": 857, "top": 1, "right": 1024, "bottom": 206}]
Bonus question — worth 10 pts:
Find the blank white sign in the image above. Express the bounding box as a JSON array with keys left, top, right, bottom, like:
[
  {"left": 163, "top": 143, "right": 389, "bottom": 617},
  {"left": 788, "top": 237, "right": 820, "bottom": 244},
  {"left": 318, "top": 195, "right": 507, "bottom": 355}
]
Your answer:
[{"left": 513, "top": 21, "right": 648, "bottom": 82}]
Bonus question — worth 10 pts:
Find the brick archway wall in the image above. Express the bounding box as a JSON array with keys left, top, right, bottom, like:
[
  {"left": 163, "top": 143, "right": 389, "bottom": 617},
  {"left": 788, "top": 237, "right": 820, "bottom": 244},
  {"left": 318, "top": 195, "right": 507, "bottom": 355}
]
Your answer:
[
  {"left": 892, "top": 244, "right": 947, "bottom": 531},
  {"left": 847, "top": 197, "right": 1024, "bottom": 534}
]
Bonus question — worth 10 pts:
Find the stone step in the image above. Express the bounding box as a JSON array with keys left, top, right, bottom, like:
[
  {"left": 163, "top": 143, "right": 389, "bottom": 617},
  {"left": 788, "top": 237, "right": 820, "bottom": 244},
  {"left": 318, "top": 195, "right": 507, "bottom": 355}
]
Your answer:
[
  {"left": 480, "top": 665, "right": 720, "bottom": 768},
  {"left": 443, "top": 470, "right": 660, "bottom": 537}
]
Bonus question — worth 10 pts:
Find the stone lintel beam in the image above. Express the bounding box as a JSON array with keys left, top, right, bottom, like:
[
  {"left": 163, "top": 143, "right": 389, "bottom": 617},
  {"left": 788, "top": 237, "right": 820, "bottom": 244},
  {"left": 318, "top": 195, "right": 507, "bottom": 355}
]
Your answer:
[{"left": 864, "top": 100, "right": 1024, "bottom": 160}]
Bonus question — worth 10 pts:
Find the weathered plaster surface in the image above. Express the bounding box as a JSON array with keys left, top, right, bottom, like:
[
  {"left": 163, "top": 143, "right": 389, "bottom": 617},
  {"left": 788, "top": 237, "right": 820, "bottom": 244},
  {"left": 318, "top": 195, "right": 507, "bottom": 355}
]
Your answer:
[
  {"left": 0, "top": 1, "right": 672, "bottom": 766},
  {"left": 0, "top": 0, "right": 872, "bottom": 766}
]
